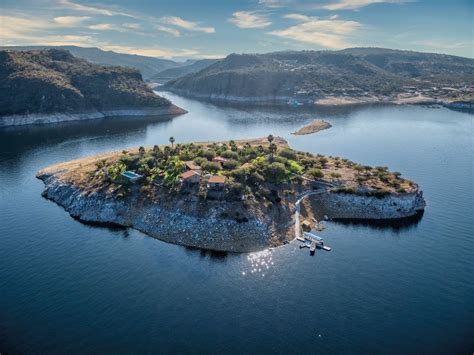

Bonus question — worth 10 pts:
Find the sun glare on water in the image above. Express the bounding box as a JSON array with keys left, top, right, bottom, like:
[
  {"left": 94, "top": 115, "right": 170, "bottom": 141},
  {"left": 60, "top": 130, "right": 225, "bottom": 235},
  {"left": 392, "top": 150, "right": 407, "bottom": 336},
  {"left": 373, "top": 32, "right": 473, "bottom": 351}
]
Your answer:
[{"left": 242, "top": 249, "right": 275, "bottom": 277}]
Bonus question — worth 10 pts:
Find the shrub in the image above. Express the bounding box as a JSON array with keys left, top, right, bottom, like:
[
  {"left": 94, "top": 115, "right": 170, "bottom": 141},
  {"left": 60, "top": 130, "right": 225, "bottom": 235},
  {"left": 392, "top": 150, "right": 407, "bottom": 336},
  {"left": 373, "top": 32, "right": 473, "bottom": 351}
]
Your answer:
[
  {"left": 193, "top": 157, "right": 207, "bottom": 166},
  {"left": 308, "top": 168, "right": 324, "bottom": 179},
  {"left": 120, "top": 155, "right": 139, "bottom": 170},
  {"left": 278, "top": 148, "right": 297, "bottom": 160},
  {"left": 227, "top": 182, "right": 246, "bottom": 200},
  {"left": 330, "top": 172, "right": 342, "bottom": 179},
  {"left": 230, "top": 167, "right": 247, "bottom": 183},
  {"left": 247, "top": 171, "right": 264, "bottom": 186},
  {"left": 286, "top": 160, "right": 303, "bottom": 174},
  {"left": 202, "top": 161, "right": 221, "bottom": 173},
  {"left": 222, "top": 160, "right": 240, "bottom": 170},
  {"left": 263, "top": 162, "right": 288, "bottom": 184},
  {"left": 319, "top": 157, "right": 328, "bottom": 168},
  {"left": 200, "top": 150, "right": 216, "bottom": 161},
  {"left": 274, "top": 156, "right": 288, "bottom": 165},
  {"left": 221, "top": 150, "right": 239, "bottom": 160}
]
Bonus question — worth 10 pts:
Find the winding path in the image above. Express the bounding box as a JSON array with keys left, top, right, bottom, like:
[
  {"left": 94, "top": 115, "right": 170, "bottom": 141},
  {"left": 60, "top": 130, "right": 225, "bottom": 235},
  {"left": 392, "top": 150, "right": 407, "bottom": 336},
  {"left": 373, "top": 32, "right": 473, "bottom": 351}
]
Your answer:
[{"left": 293, "top": 188, "right": 333, "bottom": 241}]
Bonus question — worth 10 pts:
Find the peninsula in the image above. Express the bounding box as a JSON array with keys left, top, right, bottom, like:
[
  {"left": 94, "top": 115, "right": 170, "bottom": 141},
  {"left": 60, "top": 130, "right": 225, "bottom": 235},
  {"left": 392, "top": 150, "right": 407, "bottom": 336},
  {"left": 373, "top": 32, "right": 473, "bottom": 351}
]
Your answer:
[
  {"left": 0, "top": 49, "right": 186, "bottom": 127},
  {"left": 37, "top": 136, "right": 425, "bottom": 252}
]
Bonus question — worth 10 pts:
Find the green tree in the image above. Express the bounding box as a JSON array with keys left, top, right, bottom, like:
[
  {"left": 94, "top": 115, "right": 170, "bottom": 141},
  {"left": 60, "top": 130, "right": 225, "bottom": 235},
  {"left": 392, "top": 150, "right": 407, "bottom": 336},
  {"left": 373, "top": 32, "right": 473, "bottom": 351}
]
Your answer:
[
  {"left": 269, "top": 143, "right": 277, "bottom": 162},
  {"left": 169, "top": 136, "right": 175, "bottom": 149},
  {"left": 267, "top": 134, "right": 274, "bottom": 144},
  {"left": 263, "top": 162, "right": 288, "bottom": 184},
  {"left": 138, "top": 146, "right": 145, "bottom": 156}
]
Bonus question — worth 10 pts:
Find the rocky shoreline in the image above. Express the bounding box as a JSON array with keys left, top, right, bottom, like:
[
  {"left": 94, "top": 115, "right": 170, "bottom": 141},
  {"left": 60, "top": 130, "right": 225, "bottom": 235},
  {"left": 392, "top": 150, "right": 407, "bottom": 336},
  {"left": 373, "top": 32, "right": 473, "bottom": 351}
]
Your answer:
[
  {"left": 37, "top": 168, "right": 425, "bottom": 253},
  {"left": 310, "top": 190, "right": 426, "bottom": 220},
  {"left": 37, "top": 172, "right": 280, "bottom": 252},
  {"left": 163, "top": 88, "right": 473, "bottom": 113},
  {"left": 0, "top": 105, "right": 187, "bottom": 127}
]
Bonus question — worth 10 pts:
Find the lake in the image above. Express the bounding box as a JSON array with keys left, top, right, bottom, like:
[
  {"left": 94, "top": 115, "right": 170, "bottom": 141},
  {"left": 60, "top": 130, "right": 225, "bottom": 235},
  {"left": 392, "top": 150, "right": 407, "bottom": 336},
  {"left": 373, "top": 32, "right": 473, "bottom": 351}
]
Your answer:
[{"left": 0, "top": 92, "right": 473, "bottom": 353}]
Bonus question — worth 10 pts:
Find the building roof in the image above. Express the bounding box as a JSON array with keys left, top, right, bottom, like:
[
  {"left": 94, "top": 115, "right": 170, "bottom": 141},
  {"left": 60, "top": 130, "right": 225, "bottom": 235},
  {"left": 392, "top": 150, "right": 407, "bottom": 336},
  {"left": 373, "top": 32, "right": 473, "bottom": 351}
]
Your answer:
[
  {"left": 181, "top": 170, "right": 200, "bottom": 180},
  {"left": 185, "top": 161, "right": 201, "bottom": 170},
  {"left": 213, "top": 156, "right": 228, "bottom": 163},
  {"left": 208, "top": 175, "right": 226, "bottom": 184}
]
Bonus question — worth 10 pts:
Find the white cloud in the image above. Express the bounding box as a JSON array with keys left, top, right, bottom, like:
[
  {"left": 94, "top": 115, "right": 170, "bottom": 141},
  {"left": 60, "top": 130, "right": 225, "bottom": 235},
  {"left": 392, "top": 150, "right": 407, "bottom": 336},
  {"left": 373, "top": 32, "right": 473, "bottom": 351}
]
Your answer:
[
  {"left": 258, "top": 0, "right": 291, "bottom": 8},
  {"left": 57, "top": 0, "right": 136, "bottom": 18},
  {"left": 268, "top": 14, "right": 362, "bottom": 48},
  {"left": 123, "top": 23, "right": 142, "bottom": 30},
  {"left": 53, "top": 16, "right": 90, "bottom": 26},
  {"left": 320, "top": 0, "right": 408, "bottom": 11},
  {"left": 160, "top": 16, "right": 215, "bottom": 33},
  {"left": 154, "top": 25, "right": 181, "bottom": 37},
  {"left": 88, "top": 23, "right": 118, "bottom": 31},
  {"left": 228, "top": 11, "right": 272, "bottom": 29}
]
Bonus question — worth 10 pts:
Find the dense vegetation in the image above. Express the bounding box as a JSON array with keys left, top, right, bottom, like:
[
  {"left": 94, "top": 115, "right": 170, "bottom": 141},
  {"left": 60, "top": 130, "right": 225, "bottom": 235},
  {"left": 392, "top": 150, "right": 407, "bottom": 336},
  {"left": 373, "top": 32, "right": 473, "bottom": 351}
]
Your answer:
[
  {"left": 91, "top": 136, "right": 416, "bottom": 202},
  {"left": 0, "top": 49, "right": 171, "bottom": 116},
  {"left": 165, "top": 47, "right": 474, "bottom": 100}
]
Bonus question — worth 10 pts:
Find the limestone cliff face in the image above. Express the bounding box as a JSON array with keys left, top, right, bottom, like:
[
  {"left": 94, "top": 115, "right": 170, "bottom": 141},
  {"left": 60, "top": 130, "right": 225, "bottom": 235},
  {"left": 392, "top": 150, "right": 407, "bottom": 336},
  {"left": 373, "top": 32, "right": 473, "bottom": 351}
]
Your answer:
[{"left": 311, "top": 191, "right": 426, "bottom": 220}]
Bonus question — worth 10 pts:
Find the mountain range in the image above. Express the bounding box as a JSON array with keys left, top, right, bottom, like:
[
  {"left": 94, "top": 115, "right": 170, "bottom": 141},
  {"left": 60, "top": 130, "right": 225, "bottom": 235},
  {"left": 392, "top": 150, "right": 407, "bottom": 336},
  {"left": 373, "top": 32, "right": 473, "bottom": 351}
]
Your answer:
[{"left": 163, "top": 48, "right": 474, "bottom": 105}]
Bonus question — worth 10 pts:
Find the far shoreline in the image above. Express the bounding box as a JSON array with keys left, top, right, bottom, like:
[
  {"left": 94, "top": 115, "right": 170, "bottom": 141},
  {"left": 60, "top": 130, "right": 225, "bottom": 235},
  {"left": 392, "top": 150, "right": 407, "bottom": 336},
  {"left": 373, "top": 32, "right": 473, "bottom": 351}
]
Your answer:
[
  {"left": 159, "top": 88, "right": 473, "bottom": 114},
  {"left": 0, "top": 105, "right": 187, "bottom": 128}
]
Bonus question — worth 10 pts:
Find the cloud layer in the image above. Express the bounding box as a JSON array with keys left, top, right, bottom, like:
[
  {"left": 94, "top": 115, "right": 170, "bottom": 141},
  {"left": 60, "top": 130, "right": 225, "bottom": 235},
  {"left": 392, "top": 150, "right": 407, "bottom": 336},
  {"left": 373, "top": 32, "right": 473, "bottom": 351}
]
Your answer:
[
  {"left": 228, "top": 11, "right": 272, "bottom": 28},
  {"left": 269, "top": 14, "right": 362, "bottom": 48}
]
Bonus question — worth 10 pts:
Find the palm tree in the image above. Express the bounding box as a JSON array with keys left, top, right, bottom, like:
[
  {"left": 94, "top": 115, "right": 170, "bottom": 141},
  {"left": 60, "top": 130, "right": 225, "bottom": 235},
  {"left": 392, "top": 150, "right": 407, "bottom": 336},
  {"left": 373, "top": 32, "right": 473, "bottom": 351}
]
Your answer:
[
  {"left": 138, "top": 146, "right": 145, "bottom": 156},
  {"left": 169, "top": 136, "right": 175, "bottom": 149},
  {"left": 267, "top": 134, "right": 274, "bottom": 144},
  {"left": 269, "top": 143, "right": 277, "bottom": 162}
]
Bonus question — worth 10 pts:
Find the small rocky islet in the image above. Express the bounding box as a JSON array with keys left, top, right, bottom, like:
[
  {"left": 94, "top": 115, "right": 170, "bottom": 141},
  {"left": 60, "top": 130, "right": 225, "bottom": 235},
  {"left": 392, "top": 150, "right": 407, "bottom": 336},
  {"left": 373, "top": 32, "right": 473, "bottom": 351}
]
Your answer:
[{"left": 37, "top": 136, "right": 426, "bottom": 252}]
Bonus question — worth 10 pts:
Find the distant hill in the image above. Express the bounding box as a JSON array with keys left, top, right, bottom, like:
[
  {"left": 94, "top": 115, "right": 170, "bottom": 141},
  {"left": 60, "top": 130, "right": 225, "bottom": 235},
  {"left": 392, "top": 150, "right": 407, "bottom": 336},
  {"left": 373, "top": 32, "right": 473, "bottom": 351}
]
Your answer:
[
  {"left": 0, "top": 49, "right": 175, "bottom": 117},
  {"left": 0, "top": 46, "right": 182, "bottom": 79},
  {"left": 164, "top": 48, "right": 474, "bottom": 105},
  {"left": 150, "top": 58, "right": 221, "bottom": 83}
]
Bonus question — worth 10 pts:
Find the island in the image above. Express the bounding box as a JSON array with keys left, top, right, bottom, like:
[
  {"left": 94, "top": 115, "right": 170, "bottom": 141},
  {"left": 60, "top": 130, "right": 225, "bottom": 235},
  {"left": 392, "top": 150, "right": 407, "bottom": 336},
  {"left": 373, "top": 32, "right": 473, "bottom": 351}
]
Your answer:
[
  {"left": 0, "top": 49, "right": 186, "bottom": 127},
  {"left": 37, "top": 136, "right": 425, "bottom": 252},
  {"left": 164, "top": 48, "right": 473, "bottom": 111},
  {"left": 292, "top": 119, "right": 332, "bottom": 135}
]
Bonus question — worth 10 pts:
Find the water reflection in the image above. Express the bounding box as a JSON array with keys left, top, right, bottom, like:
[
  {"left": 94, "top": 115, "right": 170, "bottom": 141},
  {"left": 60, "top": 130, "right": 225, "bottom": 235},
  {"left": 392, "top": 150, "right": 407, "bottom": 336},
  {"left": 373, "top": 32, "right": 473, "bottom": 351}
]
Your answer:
[{"left": 333, "top": 210, "right": 424, "bottom": 232}]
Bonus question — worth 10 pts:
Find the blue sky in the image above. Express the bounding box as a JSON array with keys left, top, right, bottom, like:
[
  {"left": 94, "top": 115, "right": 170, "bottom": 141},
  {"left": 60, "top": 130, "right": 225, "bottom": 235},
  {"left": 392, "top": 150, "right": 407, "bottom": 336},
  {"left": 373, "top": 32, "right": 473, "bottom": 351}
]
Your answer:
[{"left": 1, "top": 0, "right": 472, "bottom": 60}]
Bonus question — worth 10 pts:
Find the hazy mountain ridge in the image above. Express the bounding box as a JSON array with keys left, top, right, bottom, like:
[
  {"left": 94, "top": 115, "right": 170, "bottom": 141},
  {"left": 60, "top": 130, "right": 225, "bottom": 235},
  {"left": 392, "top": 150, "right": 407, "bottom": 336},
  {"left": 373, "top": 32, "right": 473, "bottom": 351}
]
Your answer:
[
  {"left": 164, "top": 48, "right": 474, "bottom": 104},
  {"left": 0, "top": 49, "right": 172, "bottom": 117},
  {"left": 150, "top": 59, "right": 221, "bottom": 83}
]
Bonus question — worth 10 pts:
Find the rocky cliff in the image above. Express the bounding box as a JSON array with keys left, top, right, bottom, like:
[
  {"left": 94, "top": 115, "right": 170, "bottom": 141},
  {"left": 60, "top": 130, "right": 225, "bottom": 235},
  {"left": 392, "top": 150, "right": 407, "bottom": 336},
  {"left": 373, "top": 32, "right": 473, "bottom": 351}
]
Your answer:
[{"left": 0, "top": 49, "right": 186, "bottom": 124}]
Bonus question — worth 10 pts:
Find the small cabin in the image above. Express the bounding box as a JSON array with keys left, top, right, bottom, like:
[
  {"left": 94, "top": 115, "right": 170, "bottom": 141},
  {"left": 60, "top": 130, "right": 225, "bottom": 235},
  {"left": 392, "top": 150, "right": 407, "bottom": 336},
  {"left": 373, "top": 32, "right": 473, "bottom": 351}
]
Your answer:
[
  {"left": 185, "top": 161, "right": 202, "bottom": 172},
  {"left": 208, "top": 175, "right": 226, "bottom": 190},
  {"left": 181, "top": 170, "right": 201, "bottom": 185},
  {"left": 121, "top": 171, "right": 143, "bottom": 183}
]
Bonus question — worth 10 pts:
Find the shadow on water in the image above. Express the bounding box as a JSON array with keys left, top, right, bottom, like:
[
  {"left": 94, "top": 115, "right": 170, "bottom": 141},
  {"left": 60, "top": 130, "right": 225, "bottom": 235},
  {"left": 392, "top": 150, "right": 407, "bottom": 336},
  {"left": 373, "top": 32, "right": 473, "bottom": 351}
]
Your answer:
[
  {"left": 333, "top": 210, "right": 424, "bottom": 232},
  {"left": 0, "top": 114, "right": 179, "bottom": 156},
  {"left": 184, "top": 246, "right": 236, "bottom": 262}
]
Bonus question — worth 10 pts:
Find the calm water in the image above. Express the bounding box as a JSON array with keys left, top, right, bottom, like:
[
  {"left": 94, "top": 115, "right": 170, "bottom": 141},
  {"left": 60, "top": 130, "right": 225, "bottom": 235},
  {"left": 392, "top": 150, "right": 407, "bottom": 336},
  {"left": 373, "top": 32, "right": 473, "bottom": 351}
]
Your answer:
[{"left": 1, "top": 93, "right": 473, "bottom": 354}]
